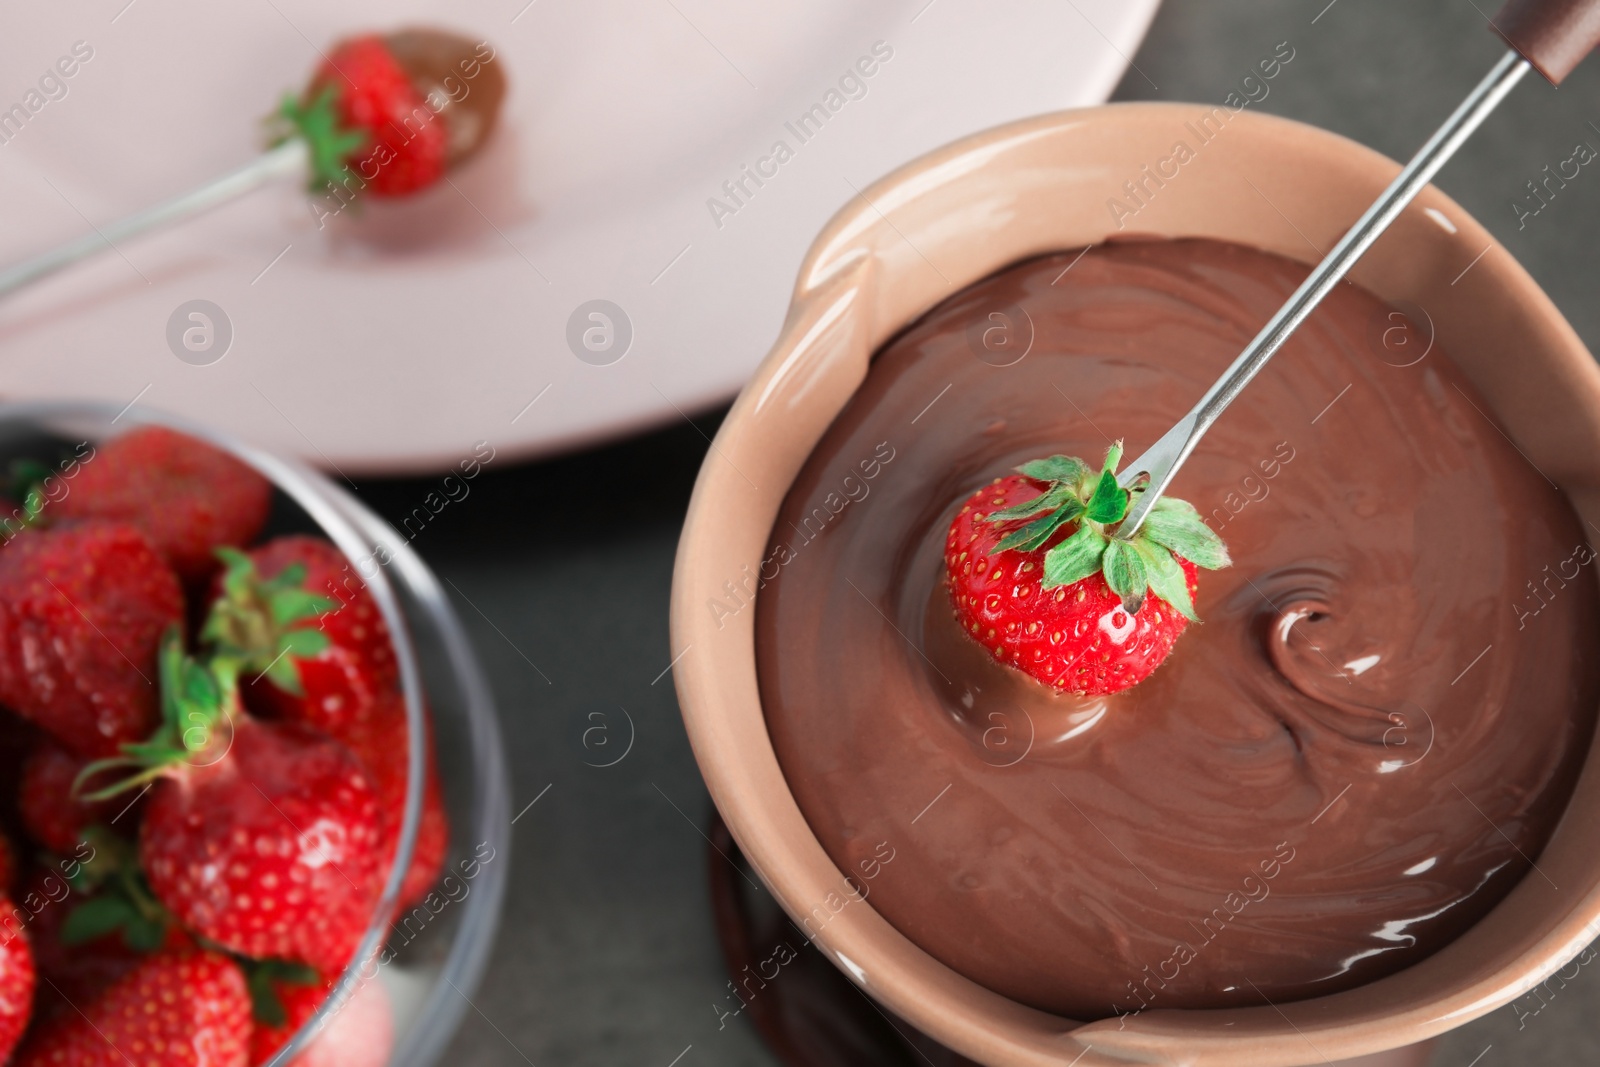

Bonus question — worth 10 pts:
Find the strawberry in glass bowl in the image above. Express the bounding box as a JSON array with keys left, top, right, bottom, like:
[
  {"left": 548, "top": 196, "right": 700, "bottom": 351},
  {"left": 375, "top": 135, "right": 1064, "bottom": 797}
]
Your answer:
[{"left": 0, "top": 404, "right": 508, "bottom": 1067}]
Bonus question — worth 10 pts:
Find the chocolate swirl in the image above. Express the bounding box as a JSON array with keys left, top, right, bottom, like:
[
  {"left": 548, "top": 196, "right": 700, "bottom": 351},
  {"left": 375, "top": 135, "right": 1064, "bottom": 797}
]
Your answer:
[{"left": 755, "top": 239, "right": 1599, "bottom": 1018}]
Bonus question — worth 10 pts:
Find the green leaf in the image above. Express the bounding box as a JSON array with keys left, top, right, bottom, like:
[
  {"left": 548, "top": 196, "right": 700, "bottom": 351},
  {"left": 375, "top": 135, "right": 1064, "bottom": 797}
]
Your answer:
[
  {"left": 8, "top": 460, "right": 53, "bottom": 529},
  {"left": 264, "top": 654, "right": 304, "bottom": 697},
  {"left": 273, "top": 962, "right": 321, "bottom": 986},
  {"left": 70, "top": 826, "right": 124, "bottom": 892},
  {"left": 1042, "top": 522, "right": 1108, "bottom": 588},
  {"left": 9, "top": 459, "right": 51, "bottom": 491},
  {"left": 1084, "top": 469, "right": 1129, "bottom": 524},
  {"left": 214, "top": 546, "right": 251, "bottom": 585},
  {"left": 78, "top": 625, "right": 242, "bottom": 801},
  {"left": 158, "top": 626, "right": 189, "bottom": 732},
  {"left": 247, "top": 960, "right": 322, "bottom": 1027},
  {"left": 266, "top": 561, "right": 308, "bottom": 591},
  {"left": 280, "top": 629, "right": 330, "bottom": 658},
  {"left": 110, "top": 739, "right": 184, "bottom": 765},
  {"left": 200, "top": 548, "right": 335, "bottom": 696},
  {"left": 274, "top": 962, "right": 320, "bottom": 985},
  {"left": 122, "top": 912, "right": 167, "bottom": 952},
  {"left": 60, "top": 896, "right": 138, "bottom": 946},
  {"left": 269, "top": 588, "right": 336, "bottom": 627},
  {"left": 1102, "top": 539, "right": 1148, "bottom": 609},
  {"left": 994, "top": 499, "right": 1083, "bottom": 553},
  {"left": 1132, "top": 540, "right": 1198, "bottom": 622},
  {"left": 249, "top": 966, "right": 288, "bottom": 1027},
  {"left": 1141, "top": 498, "right": 1231, "bottom": 570},
  {"left": 260, "top": 563, "right": 334, "bottom": 620},
  {"left": 273, "top": 87, "right": 370, "bottom": 192},
  {"left": 164, "top": 645, "right": 227, "bottom": 756},
  {"left": 179, "top": 659, "right": 221, "bottom": 717},
  {"left": 59, "top": 837, "right": 173, "bottom": 953},
  {"left": 985, "top": 484, "right": 1072, "bottom": 524},
  {"left": 1016, "top": 455, "right": 1090, "bottom": 486}
]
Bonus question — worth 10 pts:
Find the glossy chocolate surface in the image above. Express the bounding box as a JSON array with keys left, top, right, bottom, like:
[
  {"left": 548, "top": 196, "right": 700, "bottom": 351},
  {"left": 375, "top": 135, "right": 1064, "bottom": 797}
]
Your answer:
[
  {"left": 386, "top": 28, "right": 506, "bottom": 166},
  {"left": 754, "top": 238, "right": 1600, "bottom": 1019}
]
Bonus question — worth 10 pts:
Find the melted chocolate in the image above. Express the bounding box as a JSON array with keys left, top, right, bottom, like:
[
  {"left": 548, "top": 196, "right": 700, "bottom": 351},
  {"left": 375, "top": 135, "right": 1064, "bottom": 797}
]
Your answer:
[
  {"left": 754, "top": 239, "right": 1600, "bottom": 1019},
  {"left": 386, "top": 29, "right": 506, "bottom": 166}
]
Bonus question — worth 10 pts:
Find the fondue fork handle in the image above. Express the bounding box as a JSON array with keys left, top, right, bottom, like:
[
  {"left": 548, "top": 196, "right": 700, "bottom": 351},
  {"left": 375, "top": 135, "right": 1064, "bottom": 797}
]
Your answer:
[
  {"left": 0, "top": 139, "right": 308, "bottom": 300},
  {"left": 1492, "top": 0, "right": 1600, "bottom": 83},
  {"left": 1119, "top": 0, "right": 1600, "bottom": 537},
  {"left": 1114, "top": 49, "right": 1530, "bottom": 538}
]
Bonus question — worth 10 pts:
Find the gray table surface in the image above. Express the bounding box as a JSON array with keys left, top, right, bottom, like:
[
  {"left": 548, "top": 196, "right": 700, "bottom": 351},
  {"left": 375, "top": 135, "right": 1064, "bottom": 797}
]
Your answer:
[{"left": 364, "top": 2, "right": 1600, "bottom": 1064}]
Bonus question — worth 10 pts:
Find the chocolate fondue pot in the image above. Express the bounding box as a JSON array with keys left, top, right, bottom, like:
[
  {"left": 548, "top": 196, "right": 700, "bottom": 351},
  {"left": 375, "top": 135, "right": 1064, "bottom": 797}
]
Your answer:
[{"left": 671, "top": 104, "right": 1600, "bottom": 1067}]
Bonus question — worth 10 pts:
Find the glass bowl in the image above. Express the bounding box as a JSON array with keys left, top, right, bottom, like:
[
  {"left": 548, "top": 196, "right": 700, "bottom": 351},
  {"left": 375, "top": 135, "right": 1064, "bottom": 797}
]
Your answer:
[{"left": 0, "top": 400, "right": 510, "bottom": 1066}]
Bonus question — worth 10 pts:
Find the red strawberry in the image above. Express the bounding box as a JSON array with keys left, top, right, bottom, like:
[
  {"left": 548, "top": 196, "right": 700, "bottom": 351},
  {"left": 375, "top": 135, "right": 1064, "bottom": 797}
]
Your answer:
[
  {"left": 138, "top": 707, "right": 384, "bottom": 974},
  {"left": 305, "top": 35, "right": 449, "bottom": 197},
  {"left": 248, "top": 968, "right": 392, "bottom": 1067},
  {"left": 207, "top": 536, "right": 398, "bottom": 737},
  {"left": 0, "top": 524, "right": 183, "bottom": 757},
  {"left": 945, "top": 445, "right": 1229, "bottom": 695},
  {"left": 255, "top": 639, "right": 387, "bottom": 736},
  {"left": 27, "top": 888, "right": 140, "bottom": 1022},
  {"left": 347, "top": 694, "right": 447, "bottom": 908},
  {"left": 0, "top": 896, "right": 35, "bottom": 1062},
  {"left": 25, "top": 835, "right": 185, "bottom": 1021},
  {"left": 19, "top": 739, "right": 132, "bottom": 852},
  {"left": 52, "top": 427, "right": 273, "bottom": 584},
  {"left": 30, "top": 935, "right": 141, "bottom": 1025},
  {"left": 250, "top": 537, "right": 398, "bottom": 692},
  {"left": 16, "top": 949, "right": 250, "bottom": 1067}
]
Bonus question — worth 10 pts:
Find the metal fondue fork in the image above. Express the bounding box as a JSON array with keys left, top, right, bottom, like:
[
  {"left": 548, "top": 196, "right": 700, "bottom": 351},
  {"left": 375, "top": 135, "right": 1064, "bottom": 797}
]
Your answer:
[{"left": 1116, "top": 0, "right": 1600, "bottom": 538}]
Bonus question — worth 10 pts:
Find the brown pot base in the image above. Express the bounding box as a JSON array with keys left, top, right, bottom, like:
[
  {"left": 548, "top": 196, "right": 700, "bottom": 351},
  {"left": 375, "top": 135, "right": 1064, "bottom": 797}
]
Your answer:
[
  {"left": 708, "top": 815, "right": 975, "bottom": 1066},
  {"left": 706, "top": 815, "right": 1437, "bottom": 1067}
]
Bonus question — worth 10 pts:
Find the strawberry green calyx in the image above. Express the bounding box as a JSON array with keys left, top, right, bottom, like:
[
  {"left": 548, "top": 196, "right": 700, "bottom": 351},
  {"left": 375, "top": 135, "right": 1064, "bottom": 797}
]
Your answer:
[
  {"left": 76, "top": 550, "right": 336, "bottom": 800},
  {"left": 269, "top": 86, "right": 369, "bottom": 192},
  {"left": 1, "top": 459, "right": 55, "bottom": 536},
  {"left": 983, "top": 442, "right": 1231, "bottom": 620},
  {"left": 245, "top": 959, "right": 322, "bottom": 1027},
  {"left": 203, "top": 547, "right": 335, "bottom": 696},
  {"left": 59, "top": 827, "right": 173, "bottom": 952},
  {"left": 74, "top": 626, "right": 241, "bottom": 800}
]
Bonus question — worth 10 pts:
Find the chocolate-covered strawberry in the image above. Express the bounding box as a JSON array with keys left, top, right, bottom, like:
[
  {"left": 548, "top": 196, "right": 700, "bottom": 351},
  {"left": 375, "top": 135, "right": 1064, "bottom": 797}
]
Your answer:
[
  {"left": 0, "top": 524, "right": 183, "bottom": 757},
  {"left": 1, "top": 27, "right": 507, "bottom": 296},
  {"left": 279, "top": 29, "right": 506, "bottom": 198},
  {"left": 946, "top": 443, "right": 1230, "bottom": 695},
  {"left": 82, "top": 631, "right": 384, "bottom": 975}
]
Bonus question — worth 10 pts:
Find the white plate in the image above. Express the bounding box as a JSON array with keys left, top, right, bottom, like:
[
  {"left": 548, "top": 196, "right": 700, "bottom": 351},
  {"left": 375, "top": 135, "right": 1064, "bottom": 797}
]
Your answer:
[{"left": 0, "top": 0, "right": 1157, "bottom": 473}]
